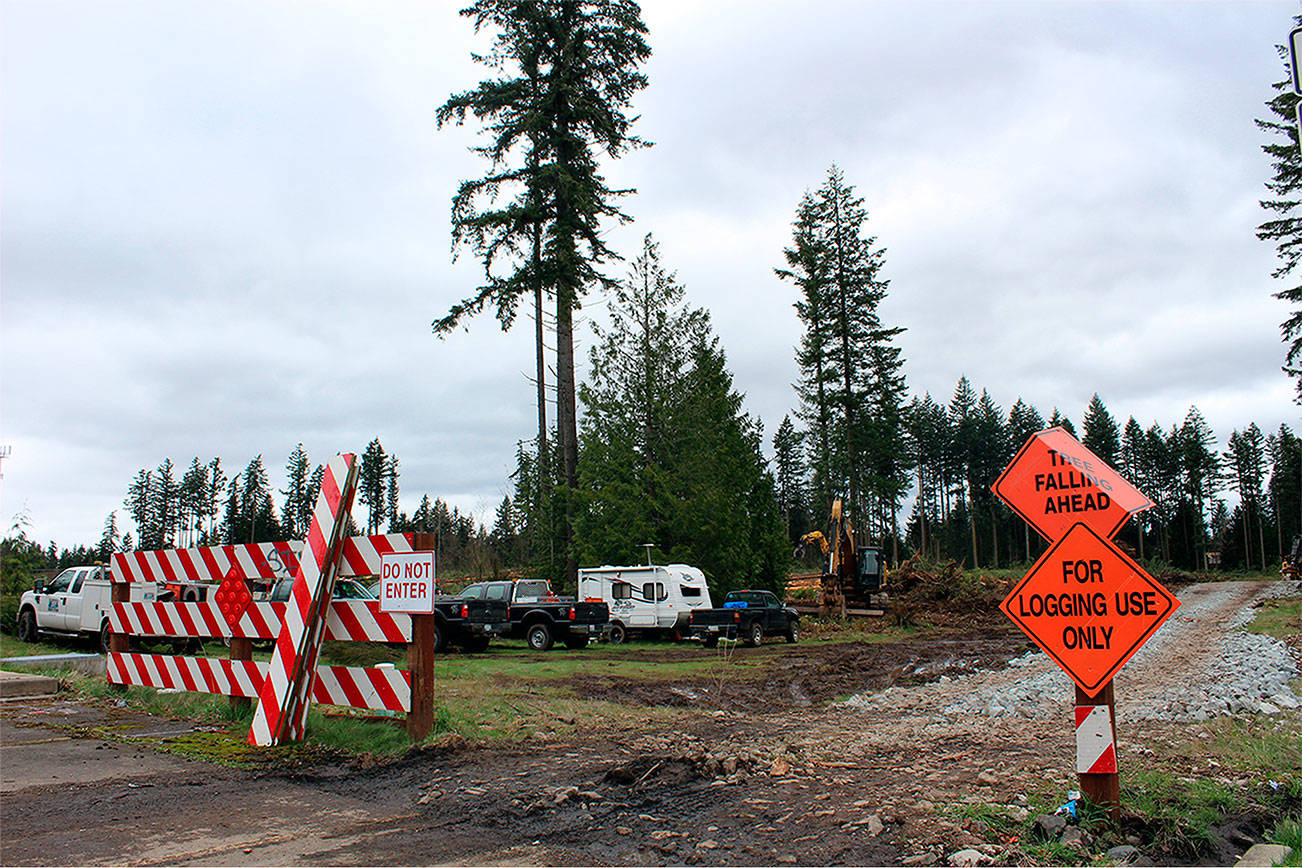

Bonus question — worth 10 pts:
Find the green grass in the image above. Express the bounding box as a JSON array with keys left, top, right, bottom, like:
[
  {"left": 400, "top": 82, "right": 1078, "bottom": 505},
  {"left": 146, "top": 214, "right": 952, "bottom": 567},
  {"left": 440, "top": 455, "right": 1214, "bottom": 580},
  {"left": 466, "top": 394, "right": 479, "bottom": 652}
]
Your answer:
[
  {"left": 1251, "top": 596, "right": 1302, "bottom": 643},
  {"left": 0, "top": 633, "right": 91, "bottom": 657},
  {"left": 1270, "top": 816, "right": 1302, "bottom": 866}
]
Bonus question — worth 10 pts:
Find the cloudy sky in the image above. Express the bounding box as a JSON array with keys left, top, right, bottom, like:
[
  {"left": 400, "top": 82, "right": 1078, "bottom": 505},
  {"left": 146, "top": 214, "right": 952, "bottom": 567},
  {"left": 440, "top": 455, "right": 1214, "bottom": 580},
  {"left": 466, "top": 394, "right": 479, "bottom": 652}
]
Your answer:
[{"left": 2, "top": 0, "right": 1298, "bottom": 549}]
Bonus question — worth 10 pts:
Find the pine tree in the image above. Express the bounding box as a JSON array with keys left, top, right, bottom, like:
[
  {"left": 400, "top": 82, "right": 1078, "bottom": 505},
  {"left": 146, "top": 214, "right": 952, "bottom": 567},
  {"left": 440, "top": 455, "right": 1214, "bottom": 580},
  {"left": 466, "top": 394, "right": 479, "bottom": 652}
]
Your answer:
[
  {"left": 577, "top": 239, "right": 786, "bottom": 593},
  {"left": 772, "top": 415, "right": 807, "bottom": 542},
  {"left": 154, "top": 458, "right": 179, "bottom": 548},
  {"left": 436, "top": 0, "right": 652, "bottom": 585},
  {"left": 1256, "top": 18, "right": 1302, "bottom": 403},
  {"left": 1082, "top": 394, "right": 1121, "bottom": 467},
  {"left": 205, "top": 458, "right": 227, "bottom": 542},
  {"left": 359, "top": 439, "right": 388, "bottom": 534},
  {"left": 779, "top": 166, "right": 904, "bottom": 531},
  {"left": 1178, "top": 408, "right": 1222, "bottom": 569},
  {"left": 124, "top": 468, "right": 156, "bottom": 549},
  {"left": 385, "top": 455, "right": 401, "bottom": 531},
  {"left": 281, "top": 444, "right": 311, "bottom": 539},
  {"left": 98, "top": 512, "right": 120, "bottom": 560}
]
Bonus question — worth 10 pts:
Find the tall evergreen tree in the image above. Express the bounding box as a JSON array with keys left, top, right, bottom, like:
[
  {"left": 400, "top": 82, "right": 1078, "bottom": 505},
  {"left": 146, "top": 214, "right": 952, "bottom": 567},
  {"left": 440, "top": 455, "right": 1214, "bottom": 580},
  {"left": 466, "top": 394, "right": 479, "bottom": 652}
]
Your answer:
[
  {"left": 576, "top": 239, "right": 786, "bottom": 593},
  {"left": 359, "top": 439, "right": 388, "bottom": 534},
  {"left": 281, "top": 444, "right": 311, "bottom": 539},
  {"left": 772, "top": 414, "right": 807, "bottom": 543},
  {"left": 779, "top": 165, "right": 906, "bottom": 534},
  {"left": 385, "top": 455, "right": 401, "bottom": 531},
  {"left": 1256, "top": 17, "right": 1302, "bottom": 403},
  {"left": 98, "top": 511, "right": 120, "bottom": 560},
  {"left": 436, "top": 0, "right": 652, "bottom": 585},
  {"left": 1082, "top": 393, "right": 1121, "bottom": 467}
]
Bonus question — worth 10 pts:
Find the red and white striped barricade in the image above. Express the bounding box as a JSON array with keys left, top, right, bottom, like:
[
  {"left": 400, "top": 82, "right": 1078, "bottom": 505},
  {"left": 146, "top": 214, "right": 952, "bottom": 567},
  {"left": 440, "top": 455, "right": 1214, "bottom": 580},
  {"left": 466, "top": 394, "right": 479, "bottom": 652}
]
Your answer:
[
  {"left": 110, "top": 533, "right": 416, "bottom": 593},
  {"left": 248, "top": 452, "right": 358, "bottom": 746},
  {"left": 106, "top": 653, "right": 410, "bottom": 714}
]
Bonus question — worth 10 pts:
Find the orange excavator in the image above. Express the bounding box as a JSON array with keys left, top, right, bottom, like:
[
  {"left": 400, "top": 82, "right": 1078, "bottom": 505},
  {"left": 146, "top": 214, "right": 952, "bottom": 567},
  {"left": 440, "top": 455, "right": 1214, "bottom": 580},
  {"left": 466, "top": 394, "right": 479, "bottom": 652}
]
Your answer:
[{"left": 794, "top": 498, "right": 886, "bottom": 615}]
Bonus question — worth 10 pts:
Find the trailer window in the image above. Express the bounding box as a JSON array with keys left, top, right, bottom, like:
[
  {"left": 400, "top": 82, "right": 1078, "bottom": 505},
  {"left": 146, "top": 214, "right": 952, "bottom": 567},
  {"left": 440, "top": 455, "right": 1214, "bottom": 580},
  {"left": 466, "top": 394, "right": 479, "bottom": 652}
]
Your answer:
[
  {"left": 680, "top": 585, "right": 701, "bottom": 598},
  {"left": 612, "top": 582, "right": 633, "bottom": 600},
  {"left": 642, "top": 583, "right": 655, "bottom": 601},
  {"left": 656, "top": 583, "right": 667, "bottom": 601}
]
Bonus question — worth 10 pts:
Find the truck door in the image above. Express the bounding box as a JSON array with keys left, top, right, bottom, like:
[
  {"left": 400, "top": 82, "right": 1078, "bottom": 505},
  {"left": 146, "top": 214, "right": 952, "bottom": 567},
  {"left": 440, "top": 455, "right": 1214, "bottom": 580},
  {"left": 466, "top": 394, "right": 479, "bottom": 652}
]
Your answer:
[
  {"left": 39, "top": 568, "right": 78, "bottom": 631},
  {"left": 59, "top": 568, "right": 90, "bottom": 632}
]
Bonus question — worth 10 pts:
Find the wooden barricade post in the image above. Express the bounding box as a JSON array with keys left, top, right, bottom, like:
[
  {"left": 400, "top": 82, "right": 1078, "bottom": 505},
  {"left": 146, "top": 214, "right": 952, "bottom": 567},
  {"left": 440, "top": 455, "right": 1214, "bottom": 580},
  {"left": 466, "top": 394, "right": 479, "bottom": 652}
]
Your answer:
[{"left": 404, "top": 532, "right": 438, "bottom": 742}]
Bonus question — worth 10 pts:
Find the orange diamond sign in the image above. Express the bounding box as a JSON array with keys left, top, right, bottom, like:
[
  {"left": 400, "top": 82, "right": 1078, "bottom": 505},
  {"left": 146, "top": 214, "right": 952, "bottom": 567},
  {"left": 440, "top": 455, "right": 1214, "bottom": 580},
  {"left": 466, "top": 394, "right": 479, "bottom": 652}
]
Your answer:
[
  {"left": 993, "top": 427, "right": 1153, "bottom": 542},
  {"left": 1001, "top": 522, "right": 1179, "bottom": 697}
]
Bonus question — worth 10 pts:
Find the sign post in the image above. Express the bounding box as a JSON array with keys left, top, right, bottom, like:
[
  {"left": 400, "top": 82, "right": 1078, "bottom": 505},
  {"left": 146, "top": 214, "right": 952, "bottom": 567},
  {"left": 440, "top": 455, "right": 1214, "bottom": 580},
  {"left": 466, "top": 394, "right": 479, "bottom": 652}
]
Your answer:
[
  {"left": 385, "top": 534, "right": 438, "bottom": 741},
  {"left": 993, "top": 428, "right": 1177, "bottom": 819}
]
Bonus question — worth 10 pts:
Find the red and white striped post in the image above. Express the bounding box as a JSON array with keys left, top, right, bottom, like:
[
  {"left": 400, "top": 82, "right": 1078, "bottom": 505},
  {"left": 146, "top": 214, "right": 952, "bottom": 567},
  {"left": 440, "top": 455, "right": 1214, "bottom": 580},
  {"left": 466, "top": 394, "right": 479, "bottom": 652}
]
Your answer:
[{"left": 247, "top": 453, "right": 358, "bottom": 747}]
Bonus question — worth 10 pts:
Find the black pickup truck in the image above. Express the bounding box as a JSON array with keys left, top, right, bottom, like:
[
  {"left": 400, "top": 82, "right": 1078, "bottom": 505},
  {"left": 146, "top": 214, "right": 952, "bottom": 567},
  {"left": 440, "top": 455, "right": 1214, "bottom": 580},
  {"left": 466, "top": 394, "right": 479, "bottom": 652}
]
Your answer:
[
  {"left": 687, "top": 589, "right": 800, "bottom": 648},
  {"left": 270, "top": 578, "right": 510, "bottom": 653},
  {"left": 457, "top": 579, "right": 609, "bottom": 650}
]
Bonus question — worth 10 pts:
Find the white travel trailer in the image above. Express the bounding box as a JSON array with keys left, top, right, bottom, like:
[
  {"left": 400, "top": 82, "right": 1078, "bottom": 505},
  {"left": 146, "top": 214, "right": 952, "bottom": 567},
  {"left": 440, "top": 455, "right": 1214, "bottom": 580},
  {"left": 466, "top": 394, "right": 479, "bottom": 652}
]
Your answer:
[{"left": 577, "top": 564, "right": 713, "bottom": 643}]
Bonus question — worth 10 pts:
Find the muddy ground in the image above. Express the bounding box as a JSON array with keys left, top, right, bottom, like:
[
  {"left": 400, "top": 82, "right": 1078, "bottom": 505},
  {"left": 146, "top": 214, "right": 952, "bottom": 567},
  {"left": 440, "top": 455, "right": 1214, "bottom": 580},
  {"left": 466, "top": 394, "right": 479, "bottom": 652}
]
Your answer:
[{"left": 1, "top": 580, "right": 1297, "bottom": 866}]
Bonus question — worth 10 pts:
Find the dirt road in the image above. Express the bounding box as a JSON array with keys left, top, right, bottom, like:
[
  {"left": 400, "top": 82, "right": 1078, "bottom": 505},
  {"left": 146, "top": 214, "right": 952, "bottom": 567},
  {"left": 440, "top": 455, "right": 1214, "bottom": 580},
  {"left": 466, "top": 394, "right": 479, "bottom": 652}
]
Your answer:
[{"left": 1, "top": 580, "right": 1296, "bottom": 866}]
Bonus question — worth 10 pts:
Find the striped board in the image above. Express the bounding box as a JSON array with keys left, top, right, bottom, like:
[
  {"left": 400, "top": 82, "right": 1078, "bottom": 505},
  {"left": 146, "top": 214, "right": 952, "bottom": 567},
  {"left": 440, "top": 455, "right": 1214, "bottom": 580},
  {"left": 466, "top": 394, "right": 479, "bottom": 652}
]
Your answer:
[
  {"left": 110, "top": 533, "right": 416, "bottom": 584},
  {"left": 107, "top": 652, "right": 410, "bottom": 713},
  {"left": 108, "top": 600, "right": 411, "bottom": 643},
  {"left": 248, "top": 453, "right": 359, "bottom": 747},
  {"left": 1075, "top": 704, "right": 1117, "bottom": 774}
]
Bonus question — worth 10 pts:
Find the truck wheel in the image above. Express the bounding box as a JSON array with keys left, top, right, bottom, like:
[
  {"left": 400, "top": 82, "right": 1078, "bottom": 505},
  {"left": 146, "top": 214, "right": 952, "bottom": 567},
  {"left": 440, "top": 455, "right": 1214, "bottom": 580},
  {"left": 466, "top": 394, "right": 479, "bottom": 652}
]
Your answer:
[
  {"left": 526, "top": 622, "right": 554, "bottom": 651},
  {"left": 432, "top": 621, "right": 449, "bottom": 653},
  {"left": 17, "top": 609, "right": 36, "bottom": 643},
  {"left": 702, "top": 635, "right": 719, "bottom": 649},
  {"left": 747, "top": 622, "right": 764, "bottom": 647},
  {"left": 100, "top": 621, "right": 113, "bottom": 654},
  {"left": 608, "top": 622, "right": 627, "bottom": 645},
  {"left": 461, "top": 635, "right": 490, "bottom": 654},
  {"left": 786, "top": 622, "right": 800, "bottom": 644}
]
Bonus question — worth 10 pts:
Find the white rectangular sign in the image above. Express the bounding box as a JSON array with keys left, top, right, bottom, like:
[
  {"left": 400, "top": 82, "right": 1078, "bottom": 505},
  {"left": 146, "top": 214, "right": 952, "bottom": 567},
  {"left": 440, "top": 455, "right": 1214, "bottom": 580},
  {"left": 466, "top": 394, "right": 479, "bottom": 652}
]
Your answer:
[{"left": 379, "top": 551, "right": 436, "bottom": 614}]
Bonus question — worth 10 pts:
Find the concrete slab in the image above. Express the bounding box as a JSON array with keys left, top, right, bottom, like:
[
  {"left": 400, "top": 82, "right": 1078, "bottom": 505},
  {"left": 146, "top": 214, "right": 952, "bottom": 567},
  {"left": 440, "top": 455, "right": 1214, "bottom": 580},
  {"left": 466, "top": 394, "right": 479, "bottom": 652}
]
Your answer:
[
  {"left": 0, "top": 669, "right": 59, "bottom": 699},
  {"left": 0, "top": 653, "right": 105, "bottom": 675}
]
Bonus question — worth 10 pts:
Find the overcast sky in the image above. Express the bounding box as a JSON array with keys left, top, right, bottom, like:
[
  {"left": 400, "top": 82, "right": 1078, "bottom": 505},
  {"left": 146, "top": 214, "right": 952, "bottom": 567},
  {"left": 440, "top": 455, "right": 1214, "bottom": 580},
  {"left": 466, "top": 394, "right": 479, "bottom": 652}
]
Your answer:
[{"left": 2, "top": 0, "right": 1298, "bottom": 549}]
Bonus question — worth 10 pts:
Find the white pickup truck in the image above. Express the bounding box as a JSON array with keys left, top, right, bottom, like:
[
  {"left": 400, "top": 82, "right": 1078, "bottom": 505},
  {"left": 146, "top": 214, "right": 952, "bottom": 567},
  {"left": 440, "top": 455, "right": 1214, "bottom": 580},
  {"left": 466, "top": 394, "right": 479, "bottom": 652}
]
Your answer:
[{"left": 16, "top": 564, "right": 160, "bottom": 652}]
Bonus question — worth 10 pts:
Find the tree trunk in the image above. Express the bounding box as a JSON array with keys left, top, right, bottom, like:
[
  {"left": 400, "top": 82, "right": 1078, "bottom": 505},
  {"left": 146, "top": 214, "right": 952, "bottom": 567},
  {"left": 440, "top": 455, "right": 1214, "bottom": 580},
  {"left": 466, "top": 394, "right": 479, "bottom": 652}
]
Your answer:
[
  {"left": 555, "top": 284, "right": 579, "bottom": 590},
  {"left": 534, "top": 228, "right": 548, "bottom": 471}
]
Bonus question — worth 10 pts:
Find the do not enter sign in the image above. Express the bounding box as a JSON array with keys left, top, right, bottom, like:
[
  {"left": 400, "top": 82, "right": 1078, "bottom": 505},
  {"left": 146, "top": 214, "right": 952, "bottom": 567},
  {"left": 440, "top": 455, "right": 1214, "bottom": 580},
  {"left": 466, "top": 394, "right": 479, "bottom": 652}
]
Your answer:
[
  {"left": 379, "top": 550, "right": 436, "bottom": 614},
  {"left": 1000, "top": 522, "right": 1179, "bottom": 696}
]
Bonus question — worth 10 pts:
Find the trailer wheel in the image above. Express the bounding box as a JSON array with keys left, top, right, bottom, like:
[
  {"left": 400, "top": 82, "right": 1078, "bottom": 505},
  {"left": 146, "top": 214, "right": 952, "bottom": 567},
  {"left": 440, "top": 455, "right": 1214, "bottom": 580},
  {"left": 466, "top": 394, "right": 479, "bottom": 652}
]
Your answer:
[
  {"left": 17, "top": 609, "right": 37, "bottom": 643},
  {"left": 747, "top": 622, "right": 764, "bottom": 647},
  {"left": 526, "top": 622, "right": 554, "bottom": 651},
  {"left": 608, "top": 622, "right": 627, "bottom": 645}
]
